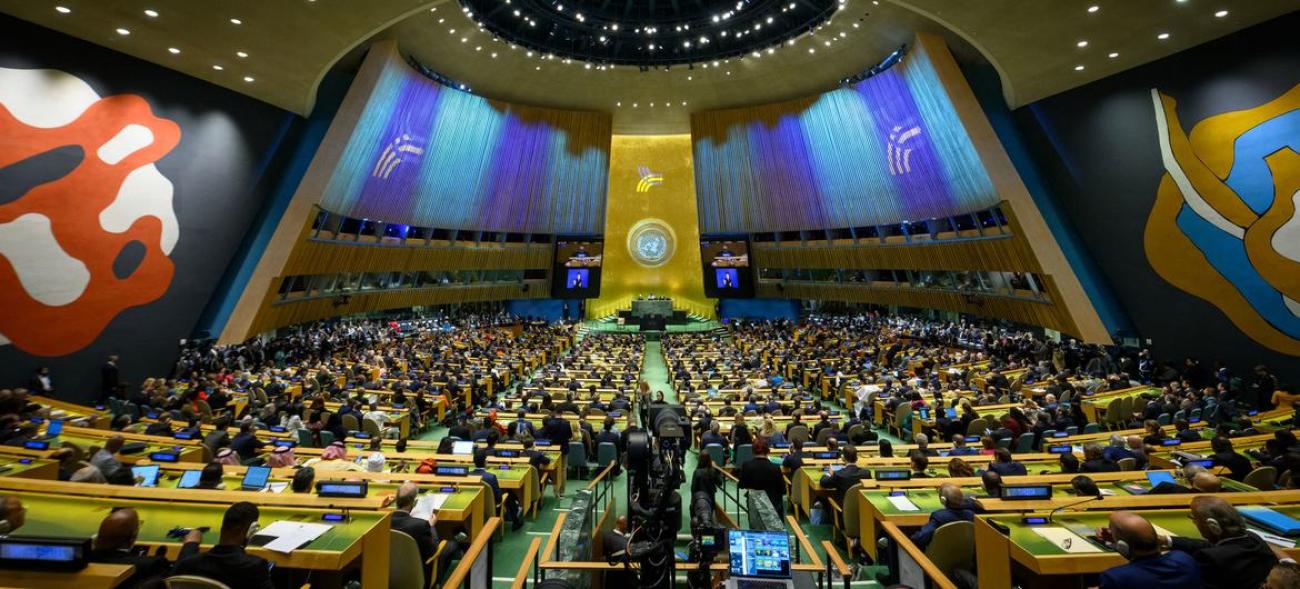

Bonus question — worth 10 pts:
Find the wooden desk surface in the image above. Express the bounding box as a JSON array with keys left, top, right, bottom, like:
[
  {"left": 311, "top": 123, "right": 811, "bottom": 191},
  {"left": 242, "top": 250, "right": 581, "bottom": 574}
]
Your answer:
[{"left": 0, "top": 562, "right": 135, "bottom": 589}]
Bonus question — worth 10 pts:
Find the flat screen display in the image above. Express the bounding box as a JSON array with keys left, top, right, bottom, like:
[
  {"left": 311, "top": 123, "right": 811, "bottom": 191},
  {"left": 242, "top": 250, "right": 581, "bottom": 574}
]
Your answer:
[
  {"left": 700, "top": 238, "right": 753, "bottom": 298},
  {"left": 241, "top": 466, "right": 271, "bottom": 490},
  {"left": 0, "top": 543, "right": 76, "bottom": 561},
  {"left": 178, "top": 470, "right": 203, "bottom": 489},
  {"left": 1001, "top": 485, "right": 1052, "bottom": 500},
  {"left": 727, "top": 529, "right": 791, "bottom": 579},
  {"left": 317, "top": 481, "right": 367, "bottom": 498},
  {"left": 131, "top": 465, "right": 161, "bottom": 487},
  {"left": 452, "top": 441, "right": 475, "bottom": 455},
  {"left": 45, "top": 420, "right": 63, "bottom": 437},
  {"left": 551, "top": 239, "right": 603, "bottom": 299}
]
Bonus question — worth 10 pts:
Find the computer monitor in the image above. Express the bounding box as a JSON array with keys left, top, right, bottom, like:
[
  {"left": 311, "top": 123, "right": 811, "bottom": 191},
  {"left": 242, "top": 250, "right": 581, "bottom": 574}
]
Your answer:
[
  {"left": 241, "top": 466, "right": 271, "bottom": 491},
  {"left": 1001, "top": 485, "right": 1052, "bottom": 500},
  {"left": 874, "top": 469, "right": 911, "bottom": 481},
  {"left": 131, "top": 465, "right": 161, "bottom": 488},
  {"left": 316, "top": 481, "right": 368, "bottom": 498},
  {"left": 727, "top": 529, "right": 791, "bottom": 579},
  {"left": 451, "top": 441, "right": 475, "bottom": 455},
  {"left": 435, "top": 465, "right": 468, "bottom": 476},
  {"left": 1147, "top": 471, "right": 1177, "bottom": 487},
  {"left": 177, "top": 470, "right": 203, "bottom": 489}
]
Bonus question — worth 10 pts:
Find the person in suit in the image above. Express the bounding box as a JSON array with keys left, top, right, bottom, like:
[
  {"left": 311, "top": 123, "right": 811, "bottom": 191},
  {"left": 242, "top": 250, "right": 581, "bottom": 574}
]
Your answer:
[
  {"left": 90, "top": 507, "right": 201, "bottom": 588},
  {"left": 593, "top": 416, "right": 622, "bottom": 475},
  {"left": 172, "top": 502, "right": 274, "bottom": 589},
  {"left": 909, "top": 484, "right": 974, "bottom": 550},
  {"left": 1080, "top": 443, "right": 1121, "bottom": 473},
  {"left": 1154, "top": 496, "right": 1277, "bottom": 589},
  {"left": 1264, "top": 562, "right": 1300, "bottom": 589},
  {"left": 540, "top": 409, "right": 572, "bottom": 496},
  {"left": 818, "top": 445, "right": 872, "bottom": 505},
  {"left": 1211, "top": 437, "right": 1254, "bottom": 481},
  {"left": 101, "top": 355, "right": 120, "bottom": 401},
  {"left": 1096, "top": 511, "right": 1201, "bottom": 589},
  {"left": 987, "top": 448, "right": 1027, "bottom": 476},
  {"left": 27, "top": 367, "right": 54, "bottom": 396},
  {"left": 908, "top": 451, "right": 932, "bottom": 478},
  {"left": 1174, "top": 419, "right": 1203, "bottom": 443},
  {"left": 602, "top": 516, "right": 632, "bottom": 587},
  {"left": 738, "top": 438, "right": 787, "bottom": 517},
  {"left": 391, "top": 482, "right": 462, "bottom": 582},
  {"left": 229, "top": 422, "right": 267, "bottom": 462},
  {"left": 473, "top": 449, "right": 523, "bottom": 531},
  {"left": 509, "top": 409, "right": 535, "bottom": 440}
]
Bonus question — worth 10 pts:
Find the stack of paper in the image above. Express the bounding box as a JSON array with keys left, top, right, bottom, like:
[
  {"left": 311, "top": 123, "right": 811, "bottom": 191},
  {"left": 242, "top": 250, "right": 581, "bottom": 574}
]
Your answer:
[
  {"left": 262, "top": 482, "right": 288, "bottom": 493},
  {"left": 411, "top": 493, "right": 451, "bottom": 520},
  {"left": 886, "top": 495, "right": 920, "bottom": 512},
  {"left": 255, "top": 521, "right": 333, "bottom": 554},
  {"left": 1250, "top": 528, "right": 1297, "bottom": 548}
]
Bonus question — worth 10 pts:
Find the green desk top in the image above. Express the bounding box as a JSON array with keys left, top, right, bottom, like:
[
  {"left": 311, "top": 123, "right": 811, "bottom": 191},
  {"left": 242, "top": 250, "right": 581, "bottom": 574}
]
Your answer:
[
  {"left": 1079, "top": 387, "right": 1160, "bottom": 407},
  {"left": 864, "top": 479, "right": 1255, "bottom": 517},
  {"left": 989, "top": 505, "right": 1300, "bottom": 557},
  {"left": 53, "top": 434, "right": 184, "bottom": 456},
  {"left": 13, "top": 491, "right": 381, "bottom": 552},
  {"left": 0, "top": 458, "right": 55, "bottom": 477},
  {"left": 800, "top": 463, "right": 1069, "bottom": 487}
]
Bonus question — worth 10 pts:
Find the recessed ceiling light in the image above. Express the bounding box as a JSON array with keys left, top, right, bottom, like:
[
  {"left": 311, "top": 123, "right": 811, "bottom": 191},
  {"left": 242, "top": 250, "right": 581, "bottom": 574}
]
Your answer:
[
  {"left": 55, "top": 5, "right": 71, "bottom": 13},
  {"left": 168, "top": 47, "right": 181, "bottom": 54},
  {"left": 115, "top": 28, "right": 131, "bottom": 36},
  {"left": 1077, "top": 40, "right": 1089, "bottom": 48},
  {"left": 1087, "top": 5, "right": 1099, "bottom": 12},
  {"left": 229, "top": 18, "right": 242, "bottom": 25},
  {"left": 243, "top": 76, "right": 255, "bottom": 82},
  {"left": 1157, "top": 32, "right": 1170, "bottom": 39},
  {"left": 1108, "top": 52, "right": 1119, "bottom": 58},
  {"left": 681, "top": 101, "right": 687, "bottom": 106},
  {"left": 212, "top": 65, "right": 224, "bottom": 70},
  {"left": 632, "top": 103, "right": 638, "bottom": 108},
  {"left": 616, "top": 102, "right": 621, "bottom": 106},
  {"left": 236, "top": 51, "right": 248, "bottom": 58},
  {"left": 1214, "top": 10, "right": 1229, "bottom": 17},
  {"left": 491, "top": 52, "right": 498, "bottom": 58},
  {"left": 1074, "top": 65, "right": 1085, "bottom": 71},
  {"left": 144, "top": 9, "right": 159, "bottom": 17}
]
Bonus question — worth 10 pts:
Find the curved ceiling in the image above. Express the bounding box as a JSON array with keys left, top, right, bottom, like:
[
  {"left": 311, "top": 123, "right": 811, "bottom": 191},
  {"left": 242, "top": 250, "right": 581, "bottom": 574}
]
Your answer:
[
  {"left": 460, "top": 0, "right": 842, "bottom": 67},
  {"left": 1, "top": 0, "right": 1293, "bottom": 134}
]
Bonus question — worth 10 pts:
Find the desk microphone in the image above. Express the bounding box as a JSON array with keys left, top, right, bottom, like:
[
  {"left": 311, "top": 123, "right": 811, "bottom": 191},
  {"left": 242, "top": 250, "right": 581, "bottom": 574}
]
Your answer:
[{"left": 1047, "top": 495, "right": 1102, "bottom": 524}]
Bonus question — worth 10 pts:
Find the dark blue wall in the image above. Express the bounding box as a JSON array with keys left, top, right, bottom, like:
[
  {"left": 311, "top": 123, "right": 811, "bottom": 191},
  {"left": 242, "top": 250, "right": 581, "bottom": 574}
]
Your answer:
[
  {"left": 507, "top": 299, "right": 583, "bottom": 322},
  {"left": 719, "top": 299, "right": 800, "bottom": 321}
]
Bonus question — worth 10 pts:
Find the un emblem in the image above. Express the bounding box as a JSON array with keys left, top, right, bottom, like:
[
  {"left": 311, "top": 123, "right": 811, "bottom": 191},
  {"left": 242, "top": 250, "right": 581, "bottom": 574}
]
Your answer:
[
  {"left": 627, "top": 219, "right": 676, "bottom": 268},
  {"left": 1146, "top": 85, "right": 1300, "bottom": 355}
]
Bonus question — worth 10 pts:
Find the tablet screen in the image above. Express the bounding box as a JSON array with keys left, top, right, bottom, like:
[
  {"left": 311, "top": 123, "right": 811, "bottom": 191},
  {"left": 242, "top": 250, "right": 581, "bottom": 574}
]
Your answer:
[
  {"left": 178, "top": 470, "right": 203, "bottom": 489},
  {"left": 241, "top": 466, "right": 271, "bottom": 490},
  {"left": 131, "top": 465, "right": 161, "bottom": 487}
]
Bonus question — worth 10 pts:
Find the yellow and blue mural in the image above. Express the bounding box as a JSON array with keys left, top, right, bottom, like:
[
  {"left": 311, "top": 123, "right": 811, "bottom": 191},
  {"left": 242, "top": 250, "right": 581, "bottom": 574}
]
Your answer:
[{"left": 1146, "top": 85, "right": 1300, "bottom": 356}]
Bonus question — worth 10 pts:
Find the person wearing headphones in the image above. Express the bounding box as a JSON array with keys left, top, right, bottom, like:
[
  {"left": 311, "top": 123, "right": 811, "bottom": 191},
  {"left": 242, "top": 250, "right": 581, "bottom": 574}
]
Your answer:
[
  {"left": 172, "top": 501, "right": 274, "bottom": 589},
  {"left": 1155, "top": 496, "right": 1277, "bottom": 589},
  {"left": 0, "top": 495, "right": 24, "bottom": 535},
  {"left": 909, "top": 483, "right": 973, "bottom": 550},
  {"left": 1096, "top": 511, "right": 1200, "bottom": 589},
  {"left": 90, "top": 507, "right": 202, "bottom": 587}
]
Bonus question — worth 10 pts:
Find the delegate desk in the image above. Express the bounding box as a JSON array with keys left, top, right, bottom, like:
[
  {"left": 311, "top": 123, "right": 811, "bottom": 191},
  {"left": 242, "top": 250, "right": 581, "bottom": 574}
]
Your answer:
[
  {"left": 856, "top": 470, "right": 1256, "bottom": 560},
  {"left": 32, "top": 397, "right": 113, "bottom": 429},
  {"left": 974, "top": 496, "right": 1300, "bottom": 589},
  {"left": 1079, "top": 385, "right": 1160, "bottom": 423},
  {"left": 5, "top": 487, "right": 392, "bottom": 588},
  {"left": 0, "top": 454, "right": 61, "bottom": 480}
]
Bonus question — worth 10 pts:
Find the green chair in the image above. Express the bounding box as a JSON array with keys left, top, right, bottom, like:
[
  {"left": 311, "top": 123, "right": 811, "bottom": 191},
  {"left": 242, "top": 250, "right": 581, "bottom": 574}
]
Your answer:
[
  {"left": 319, "top": 430, "right": 336, "bottom": 446},
  {"left": 965, "top": 418, "right": 988, "bottom": 437},
  {"left": 1157, "top": 413, "right": 1172, "bottom": 426},
  {"left": 828, "top": 482, "right": 864, "bottom": 554},
  {"left": 340, "top": 413, "right": 360, "bottom": 433},
  {"left": 1066, "top": 426, "right": 1079, "bottom": 435},
  {"left": 733, "top": 444, "right": 754, "bottom": 469},
  {"left": 704, "top": 444, "right": 725, "bottom": 467},
  {"left": 1014, "top": 433, "right": 1035, "bottom": 453},
  {"left": 1244, "top": 466, "right": 1277, "bottom": 490},
  {"left": 296, "top": 429, "right": 313, "bottom": 447},
  {"left": 787, "top": 425, "right": 810, "bottom": 446},
  {"left": 1116, "top": 457, "right": 1137, "bottom": 471},
  {"left": 996, "top": 437, "right": 1012, "bottom": 451},
  {"left": 567, "top": 441, "right": 590, "bottom": 479},
  {"left": 1083, "top": 423, "right": 1100, "bottom": 434},
  {"left": 389, "top": 529, "right": 444, "bottom": 589},
  {"left": 924, "top": 521, "right": 975, "bottom": 578},
  {"left": 596, "top": 442, "right": 619, "bottom": 473}
]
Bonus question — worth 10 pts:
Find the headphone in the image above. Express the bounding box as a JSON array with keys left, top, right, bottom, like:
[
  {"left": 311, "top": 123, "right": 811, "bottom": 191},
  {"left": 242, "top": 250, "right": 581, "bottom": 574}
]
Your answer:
[
  {"left": 1114, "top": 539, "right": 1131, "bottom": 559},
  {"left": 0, "top": 520, "right": 10, "bottom": 535},
  {"left": 1203, "top": 517, "right": 1222, "bottom": 537},
  {"left": 245, "top": 522, "right": 261, "bottom": 544}
]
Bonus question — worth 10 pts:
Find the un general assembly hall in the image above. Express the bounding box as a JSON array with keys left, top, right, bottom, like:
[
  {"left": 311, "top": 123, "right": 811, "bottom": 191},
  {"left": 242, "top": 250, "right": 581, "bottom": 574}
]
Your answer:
[{"left": 1, "top": 1, "right": 1299, "bottom": 588}]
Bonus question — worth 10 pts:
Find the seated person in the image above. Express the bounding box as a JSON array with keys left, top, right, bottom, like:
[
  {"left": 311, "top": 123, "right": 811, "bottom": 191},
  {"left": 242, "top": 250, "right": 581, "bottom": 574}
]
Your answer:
[
  {"left": 947, "top": 457, "right": 976, "bottom": 478},
  {"left": 908, "top": 451, "right": 931, "bottom": 478},
  {"left": 1096, "top": 511, "right": 1200, "bottom": 589},
  {"left": 0, "top": 495, "right": 25, "bottom": 534},
  {"left": 1174, "top": 419, "right": 1203, "bottom": 443},
  {"left": 195, "top": 461, "right": 225, "bottom": 490},
  {"left": 290, "top": 466, "right": 316, "bottom": 493},
  {"left": 1264, "top": 562, "right": 1300, "bottom": 589},
  {"left": 91, "top": 507, "right": 202, "bottom": 587},
  {"left": 947, "top": 434, "right": 979, "bottom": 456},
  {"left": 1210, "top": 437, "right": 1254, "bottom": 481},
  {"left": 1081, "top": 443, "right": 1120, "bottom": 473},
  {"left": 987, "top": 448, "right": 1027, "bottom": 476},
  {"left": 818, "top": 445, "right": 871, "bottom": 505},
  {"left": 1071, "top": 475, "right": 1101, "bottom": 497},
  {"left": 1154, "top": 496, "right": 1277, "bottom": 589},
  {"left": 391, "top": 482, "right": 463, "bottom": 581},
  {"left": 909, "top": 484, "right": 974, "bottom": 550},
  {"left": 172, "top": 502, "right": 274, "bottom": 589},
  {"left": 980, "top": 471, "right": 1003, "bottom": 499}
]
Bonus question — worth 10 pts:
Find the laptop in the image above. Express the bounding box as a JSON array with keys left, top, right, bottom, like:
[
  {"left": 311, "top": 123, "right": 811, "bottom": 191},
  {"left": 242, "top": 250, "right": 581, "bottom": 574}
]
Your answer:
[
  {"left": 38, "top": 420, "right": 63, "bottom": 440},
  {"left": 451, "top": 441, "right": 475, "bottom": 455},
  {"left": 177, "top": 470, "right": 203, "bottom": 489},
  {"left": 725, "top": 529, "right": 793, "bottom": 589},
  {"left": 241, "top": 466, "right": 271, "bottom": 491},
  {"left": 131, "top": 465, "right": 161, "bottom": 487}
]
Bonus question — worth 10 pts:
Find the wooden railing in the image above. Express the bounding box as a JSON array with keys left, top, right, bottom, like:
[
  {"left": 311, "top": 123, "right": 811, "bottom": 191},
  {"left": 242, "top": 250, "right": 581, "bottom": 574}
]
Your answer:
[
  {"left": 509, "top": 537, "right": 544, "bottom": 589},
  {"left": 442, "top": 516, "right": 502, "bottom": 589},
  {"left": 880, "top": 521, "right": 959, "bottom": 589}
]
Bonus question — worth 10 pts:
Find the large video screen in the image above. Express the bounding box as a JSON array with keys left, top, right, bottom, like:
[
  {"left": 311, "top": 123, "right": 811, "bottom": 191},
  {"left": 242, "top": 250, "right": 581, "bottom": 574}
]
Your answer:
[
  {"left": 551, "top": 239, "right": 603, "bottom": 299},
  {"left": 700, "top": 238, "right": 753, "bottom": 298}
]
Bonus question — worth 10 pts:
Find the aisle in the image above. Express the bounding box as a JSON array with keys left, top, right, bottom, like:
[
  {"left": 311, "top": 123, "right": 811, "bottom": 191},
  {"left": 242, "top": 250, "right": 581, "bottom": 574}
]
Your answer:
[{"left": 639, "top": 340, "right": 676, "bottom": 402}]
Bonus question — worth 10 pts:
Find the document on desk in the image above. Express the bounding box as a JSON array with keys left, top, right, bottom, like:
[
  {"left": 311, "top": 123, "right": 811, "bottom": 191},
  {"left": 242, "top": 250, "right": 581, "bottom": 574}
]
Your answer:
[
  {"left": 410, "top": 493, "right": 451, "bottom": 520},
  {"left": 259, "top": 521, "right": 333, "bottom": 554},
  {"left": 1031, "top": 527, "right": 1103, "bottom": 553},
  {"left": 263, "top": 482, "right": 288, "bottom": 493},
  {"left": 1151, "top": 524, "right": 1178, "bottom": 539},
  {"left": 886, "top": 495, "right": 920, "bottom": 511}
]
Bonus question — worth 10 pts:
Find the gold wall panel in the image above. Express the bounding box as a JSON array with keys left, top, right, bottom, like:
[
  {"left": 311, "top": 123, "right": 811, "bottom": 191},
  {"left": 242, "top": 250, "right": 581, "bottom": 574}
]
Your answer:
[{"left": 591, "top": 134, "right": 712, "bottom": 318}]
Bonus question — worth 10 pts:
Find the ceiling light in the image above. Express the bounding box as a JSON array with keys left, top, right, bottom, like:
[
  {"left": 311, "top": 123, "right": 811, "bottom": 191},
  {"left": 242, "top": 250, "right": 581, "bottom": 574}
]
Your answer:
[
  {"left": 243, "top": 76, "right": 255, "bottom": 82},
  {"left": 491, "top": 52, "right": 498, "bottom": 58},
  {"left": 1087, "top": 5, "right": 1099, "bottom": 12},
  {"left": 1108, "top": 52, "right": 1119, "bottom": 58},
  {"left": 115, "top": 28, "right": 131, "bottom": 36},
  {"left": 213, "top": 65, "right": 224, "bottom": 70},
  {"left": 236, "top": 51, "right": 248, "bottom": 58},
  {"left": 229, "top": 18, "right": 242, "bottom": 25},
  {"left": 1074, "top": 65, "right": 1085, "bottom": 71},
  {"left": 617, "top": 102, "right": 622, "bottom": 107},
  {"left": 808, "top": 48, "right": 815, "bottom": 53},
  {"left": 144, "top": 9, "right": 159, "bottom": 17},
  {"left": 54, "top": 6, "right": 70, "bottom": 13},
  {"left": 1214, "top": 10, "right": 1228, "bottom": 17},
  {"left": 632, "top": 103, "right": 638, "bottom": 108},
  {"left": 681, "top": 101, "right": 686, "bottom": 106},
  {"left": 168, "top": 47, "right": 181, "bottom": 54},
  {"left": 1157, "top": 32, "right": 1170, "bottom": 39},
  {"left": 1077, "top": 40, "right": 1088, "bottom": 47}
]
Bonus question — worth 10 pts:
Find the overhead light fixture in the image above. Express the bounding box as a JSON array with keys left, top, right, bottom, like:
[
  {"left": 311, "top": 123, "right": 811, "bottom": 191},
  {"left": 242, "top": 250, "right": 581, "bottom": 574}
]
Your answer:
[
  {"left": 115, "top": 28, "right": 131, "bottom": 36},
  {"left": 1077, "top": 40, "right": 1089, "bottom": 47},
  {"left": 1214, "top": 10, "right": 1228, "bottom": 17},
  {"left": 230, "top": 18, "right": 242, "bottom": 25},
  {"left": 55, "top": 6, "right": 70, "bottom": 13},
  {"left": 1157, "top": 32, "right": 1170, "bottom": 39},
  {"left": 1087, "top": 5, "right": 1099, "bottom": 12},
  {"left": 213, "top": 64, "right": 224, "bottom": 70},
  {"left": 1074, "top": 65, "right": 1085, "bottom": 71},
  {"left": 236, "top": 51, "right": 248, "bottom": 58},
  {"left": 168, "top": 47, "right": 181, "bottom": 54},
  {"left": 1108, "top": 52, "right": 1119, "bottom": 58},
  {"left": 144, "top": 9, "right": 159, "bottom": 17},
  {"left": 243, "top": 76, "right": 255, "bottom": 82}
]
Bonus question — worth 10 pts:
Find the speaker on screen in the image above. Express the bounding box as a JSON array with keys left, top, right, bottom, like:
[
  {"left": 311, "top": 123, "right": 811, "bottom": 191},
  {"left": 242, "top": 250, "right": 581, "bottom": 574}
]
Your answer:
[{"left": 700, "top": 237, "right": 754, "bottom": 298}]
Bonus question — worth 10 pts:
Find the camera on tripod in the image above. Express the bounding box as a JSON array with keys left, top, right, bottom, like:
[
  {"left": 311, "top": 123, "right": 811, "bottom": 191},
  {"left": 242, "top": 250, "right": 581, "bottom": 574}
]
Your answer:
[{"left": 622, "top": 403, "right": 690, "bottom": 589}]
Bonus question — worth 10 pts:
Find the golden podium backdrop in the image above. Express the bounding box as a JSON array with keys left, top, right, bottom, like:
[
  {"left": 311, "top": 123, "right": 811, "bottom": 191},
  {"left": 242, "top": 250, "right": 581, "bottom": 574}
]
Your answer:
[{"left": 590, "top": 134, "right": 712, "bottom": 319}]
